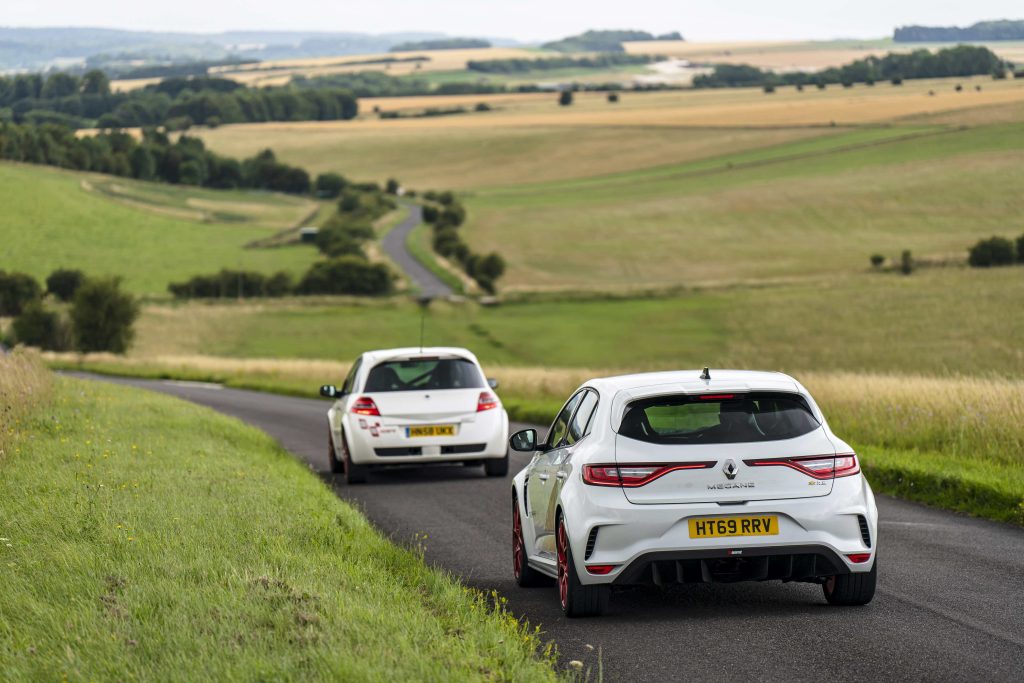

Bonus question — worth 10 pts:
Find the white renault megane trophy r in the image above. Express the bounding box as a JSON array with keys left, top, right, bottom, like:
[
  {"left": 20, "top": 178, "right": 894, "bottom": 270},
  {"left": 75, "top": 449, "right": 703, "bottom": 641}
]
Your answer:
[
  {"left": 509, "top": 368, "right": 878, "bottom": 617},
  {"left": 321, "top": 348, "right": 509, "bottom": 484}
]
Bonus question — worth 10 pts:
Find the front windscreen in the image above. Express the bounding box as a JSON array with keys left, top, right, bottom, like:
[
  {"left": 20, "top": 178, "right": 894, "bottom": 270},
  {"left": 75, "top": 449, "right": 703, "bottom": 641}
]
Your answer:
[
  {"left": 364, "top": 358, "right": 485, "bottom": 393},
  {"left": 619, "top": 392, "right": 821, "bottom": 444}
]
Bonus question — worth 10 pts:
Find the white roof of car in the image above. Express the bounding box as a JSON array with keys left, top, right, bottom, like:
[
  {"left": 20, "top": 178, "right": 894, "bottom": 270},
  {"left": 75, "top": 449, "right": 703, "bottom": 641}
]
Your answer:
[{"left": 360, "top": 347, "right": 481, "bottom": 364}]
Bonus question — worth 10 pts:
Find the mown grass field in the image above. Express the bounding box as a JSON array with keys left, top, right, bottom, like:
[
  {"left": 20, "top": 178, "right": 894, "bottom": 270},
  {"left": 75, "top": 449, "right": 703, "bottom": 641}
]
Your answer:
[
  {"left": 0, "top": 163, "right": 320, "bottom": 295},
  {"left": 0, "top": 356, "right": 558, "bottom": 680}
]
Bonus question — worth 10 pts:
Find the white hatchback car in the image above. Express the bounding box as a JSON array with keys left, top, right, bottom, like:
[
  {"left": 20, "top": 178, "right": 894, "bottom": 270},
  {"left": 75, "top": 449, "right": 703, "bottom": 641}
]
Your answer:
[
  {"left": 321, "top": 347, "right": 509, "bottom": 484},
  {"left": 510, "top": 369, "right": 878, "bottom": 617}
]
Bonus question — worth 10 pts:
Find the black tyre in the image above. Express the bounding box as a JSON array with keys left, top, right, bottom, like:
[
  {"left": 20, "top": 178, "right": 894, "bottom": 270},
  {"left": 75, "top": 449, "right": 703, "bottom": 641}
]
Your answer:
[
  {"left": 512, "top": 497, "right": 550, "bottom": 587},
  {"left": 484, "top": 453, "right": 509, "bottom": 477},
  {"left": 327, "top": 431, "right": 343, "bottom": 474},
  {"left": 339, "top": 432, "right": 369, "bottom": 485},
  {"left": 823, "top": 559, "right": 877, "bottom": 606},
  {"left": 556, "top": 514, "right": 609, "bottom": 617}
]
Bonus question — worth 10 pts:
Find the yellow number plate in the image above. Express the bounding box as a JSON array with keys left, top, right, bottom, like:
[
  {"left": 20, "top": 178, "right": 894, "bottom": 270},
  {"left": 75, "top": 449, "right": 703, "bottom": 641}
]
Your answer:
[
  {"left": 407, "top": 425, "right": 456, "bottom": 438},
  {"left": 688, "top": 515, "right": 779, "bottom": 539}
]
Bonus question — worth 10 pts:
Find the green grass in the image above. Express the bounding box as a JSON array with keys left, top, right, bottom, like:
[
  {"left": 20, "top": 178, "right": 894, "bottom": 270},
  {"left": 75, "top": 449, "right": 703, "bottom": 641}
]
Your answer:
[
  {"left": 0, "top": 377, "right": 558, "bottom": 681},
  {"left": 405, "top": 222, "right": 466, "bottom": 294},
  {"left": 127, "top": 267, "right": 1024, "bottom": 377},
  {"left": 0, "top": 163, "right": 320, "bottom": 295},
  {"left": 464, "top": 122, "right": 1024, "bottom": 290}
]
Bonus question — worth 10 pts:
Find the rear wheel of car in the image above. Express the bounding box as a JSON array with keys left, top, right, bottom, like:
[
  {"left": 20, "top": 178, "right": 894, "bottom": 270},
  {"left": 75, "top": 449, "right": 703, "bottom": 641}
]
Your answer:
[
  {"left": 484, "top": 453, "right": 509, "bottom": 477},
  {"left": 339, "top": 432, "right": 369, "bottom": 485},
  {"left": 512, "top": 497, "right": 549, "bottom": 587},
  {"left": 556, "top": 514, "right": 609, "bottom": 617},
  {"left": 327, "top": 431, "right": 343, "bottom": 474},
  {"left": 823, "top": 559, "right": 877, "bottom": 605}
]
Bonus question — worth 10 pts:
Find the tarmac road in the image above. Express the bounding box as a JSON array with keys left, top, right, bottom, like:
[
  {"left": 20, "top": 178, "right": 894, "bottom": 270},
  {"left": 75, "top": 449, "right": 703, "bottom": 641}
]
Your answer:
[
  {"left": 379, "top": 203, "right": 453, "bottom": 299},
  {"left": 73, "top": 375, "right": 1024, "bottom": 682}
]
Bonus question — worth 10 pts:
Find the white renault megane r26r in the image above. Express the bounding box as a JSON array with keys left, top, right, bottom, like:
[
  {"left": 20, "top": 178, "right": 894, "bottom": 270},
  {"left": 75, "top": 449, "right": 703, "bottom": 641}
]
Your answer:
[
  {"left": 509, "top": 369, "right": 878, "bottom": 617},
  {"left": 321, "top": 347, "right": 509, "bottom": 484}
]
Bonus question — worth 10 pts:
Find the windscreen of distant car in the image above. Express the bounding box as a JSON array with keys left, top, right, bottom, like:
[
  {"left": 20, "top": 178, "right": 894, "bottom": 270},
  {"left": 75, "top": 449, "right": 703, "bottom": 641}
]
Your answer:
[
  {"left": 364, "top": 358, "right": 485, "bottom": 392},
  {"left": 618, "top": 392, "right": 821, "bottom": 444}
]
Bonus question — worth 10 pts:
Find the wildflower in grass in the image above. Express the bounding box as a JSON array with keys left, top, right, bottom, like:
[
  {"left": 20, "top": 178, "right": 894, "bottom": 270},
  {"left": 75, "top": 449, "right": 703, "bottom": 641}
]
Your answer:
[{"left": 569, "top": 660, "right": 584, "bottom": 670}]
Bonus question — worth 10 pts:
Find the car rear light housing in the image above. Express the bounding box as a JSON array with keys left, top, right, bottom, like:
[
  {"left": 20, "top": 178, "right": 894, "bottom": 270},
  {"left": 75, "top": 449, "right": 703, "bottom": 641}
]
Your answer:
[
  {"left": 582, "top": 462, "right": 715, "bottom": 487},
  {"left": 477, "top": 391, "right": 499, "bottom": 412},
  {"left": 743, "top": 453, "right": 860, "bottom": 479},
  {"left": 585, "top": 564, "right": 617, "bottom": 575},
  {"left": 846, "top": 553, "right": 872, "bottom": 564},
  {"left": 351, "top": 396, "right": 380, "bottom": 416}
]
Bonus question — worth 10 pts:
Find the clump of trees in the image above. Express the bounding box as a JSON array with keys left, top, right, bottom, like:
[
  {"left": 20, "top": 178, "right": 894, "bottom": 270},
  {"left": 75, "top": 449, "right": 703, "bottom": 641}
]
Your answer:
[
  {"left": 968, "top": 235, "right": 1023, "bottom": 268},
  {"left": 0, "top": 123, "right": 311, "bottom": 194},
  {"left": 3, "top": 269, "right": 138, "bottom": 353},
  {"left": 467, "top": 53, "right": 654, "bottom": 74},
  {"left": 0, "top": 71, "right": 358, "bottom": 129},
  {"left": 694, "top": 45, "right": 1008, "bottom": 89},
  {"left": 168, "top": 270, "right": 294, "bottom": 299},
  {"left": 421, "top": 191, "right": 505, "bottom": 293},
  {"left": 541, "top": 30, "right": 680, "bottom": 53}
]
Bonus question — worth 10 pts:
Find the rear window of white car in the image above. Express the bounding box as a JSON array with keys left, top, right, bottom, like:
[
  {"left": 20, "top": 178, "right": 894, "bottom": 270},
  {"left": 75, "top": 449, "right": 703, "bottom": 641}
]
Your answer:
[
  {"left": 364, "top": 358, "right": 485, "bottom": 392},
  {"left": 619, "top": 392, "right": 820, "bottom": 444}
]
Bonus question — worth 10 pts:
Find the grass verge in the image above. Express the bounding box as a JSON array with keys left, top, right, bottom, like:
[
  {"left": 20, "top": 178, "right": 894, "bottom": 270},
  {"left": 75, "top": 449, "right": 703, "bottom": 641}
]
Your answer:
[{"left": 0, "top": 371, "right": 558, "bottom": 681}]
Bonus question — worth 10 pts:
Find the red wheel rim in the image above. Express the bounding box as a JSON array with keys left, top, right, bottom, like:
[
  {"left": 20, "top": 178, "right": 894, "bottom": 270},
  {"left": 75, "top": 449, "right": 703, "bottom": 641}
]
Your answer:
[
  {"left": 512, "top": 501, "right": 524, "bottom": 579},
  {"left": 556, "top": 518, "right": 568, "bottom": 610}
]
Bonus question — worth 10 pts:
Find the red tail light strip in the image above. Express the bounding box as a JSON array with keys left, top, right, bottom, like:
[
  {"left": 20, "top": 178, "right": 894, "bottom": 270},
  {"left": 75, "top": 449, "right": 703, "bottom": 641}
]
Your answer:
[
  {"left": 583, "top": 462, "right": 716, "bottom": 487},
  {"left": 351, "top": 396, "right": 381, "bottom": 416},
  {"left": 846, "top": 553, "right": 872, "bottom": 564},
  {"left": 585, "top": 565, "right": 617, "bottom": 575},
  {"left": 743, "top": 453, "right": 860, "bottom": 479},
  {"left": 477, "top": 391, "right": 499, "bottom": 412}
]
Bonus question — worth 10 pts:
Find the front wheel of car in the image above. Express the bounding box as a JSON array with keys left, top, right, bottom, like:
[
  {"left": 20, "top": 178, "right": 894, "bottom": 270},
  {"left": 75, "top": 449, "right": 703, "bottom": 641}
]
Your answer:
[
  {"left": 512, "top": 497, "right": 550, "bottom": 587},
  {"left": 339, "top": 432, "right": 369, "bottom": 485},
  {"left": 556, "top": 514, "right": 609, "bottom": 617},
  {"left": 484, "top": 453, "right": 509, "bottom": 477},
  {"left": 823, "top": 559, "right": 877, "bottom": 606}
]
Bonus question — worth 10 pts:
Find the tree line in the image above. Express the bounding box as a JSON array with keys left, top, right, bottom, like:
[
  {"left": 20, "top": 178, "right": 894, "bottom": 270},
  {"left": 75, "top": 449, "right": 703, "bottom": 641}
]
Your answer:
[
  {"left": 895, "top": 20, "right": 1024, "bottom": 42},
  {"left": 694, "top": 45, "right": 1009, "bottom": 89},
  {"left": 0, "top": 72, "right": 358, "bottom": 130},
  {"left": 541, "top": 30, "right": 682, "bottom": 53},
  {"left": 0, "top": 122, "right": 313, "bottom": 194},
  {"left": 390, "top": 38, "right": 491, "bottom": 52},
  {"left": 421, "top": 192, "right": 505, "bottom": 294},
  {"left": 466, "top": 53, "right": 655, "bottom": 74}
]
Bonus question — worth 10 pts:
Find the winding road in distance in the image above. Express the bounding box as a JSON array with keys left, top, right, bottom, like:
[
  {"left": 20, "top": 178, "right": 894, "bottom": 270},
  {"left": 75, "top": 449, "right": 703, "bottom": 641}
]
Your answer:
[
  {"left": 379, "top": 204, "right": 453, "bottom": 298},
  {"left": 74, "top": 374, "right": 1024, "bottom": 682}
]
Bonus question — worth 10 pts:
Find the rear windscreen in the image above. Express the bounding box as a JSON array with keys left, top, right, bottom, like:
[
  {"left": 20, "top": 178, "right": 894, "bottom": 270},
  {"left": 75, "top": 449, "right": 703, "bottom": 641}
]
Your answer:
[
  {"left": 364, "top": 358, "right": 485, "bottom": 393},
  {"left": 619, "top": 393, "right": 820, "bottom": 444}
]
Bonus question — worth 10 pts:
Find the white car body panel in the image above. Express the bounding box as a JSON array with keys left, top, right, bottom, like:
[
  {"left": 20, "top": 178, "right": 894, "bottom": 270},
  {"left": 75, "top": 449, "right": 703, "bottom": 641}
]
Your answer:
[
  {"left": 512, "top": 369, "right": 878, "bottom": 588},
  {"left": 327, "top": 347, "right": 509, "bottom": 466}
]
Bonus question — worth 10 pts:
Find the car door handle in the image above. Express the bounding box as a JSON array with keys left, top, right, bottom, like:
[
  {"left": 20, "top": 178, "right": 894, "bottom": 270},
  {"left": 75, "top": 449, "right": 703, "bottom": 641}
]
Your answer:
[
  {"left": 537, "top": 473, "right": 549, "bottom": 482},
  {"left": 555, "top": 471, "right": 567, "bottom": 480}
]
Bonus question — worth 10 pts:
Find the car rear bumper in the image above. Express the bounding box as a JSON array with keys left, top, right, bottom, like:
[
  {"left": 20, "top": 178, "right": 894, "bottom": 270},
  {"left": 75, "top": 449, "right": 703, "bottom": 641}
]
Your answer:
[
  {"left": 562, "top": 475, "right": 877, "bottom": 585},
  {"left": 346, "top": 409, "right": 509, "bottom": 465}
]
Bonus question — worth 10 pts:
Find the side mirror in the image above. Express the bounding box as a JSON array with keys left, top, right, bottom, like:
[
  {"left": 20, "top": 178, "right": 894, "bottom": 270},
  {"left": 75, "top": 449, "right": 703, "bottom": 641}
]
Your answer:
[
  {"left": 488, "top": 378, "right": 499, "bottom": 389},
  {"left": 320, "top": 385, "right": 340, "bottom": 398},
  {"left": 510, "top": 428, "right": 538, "bottom": 452}
]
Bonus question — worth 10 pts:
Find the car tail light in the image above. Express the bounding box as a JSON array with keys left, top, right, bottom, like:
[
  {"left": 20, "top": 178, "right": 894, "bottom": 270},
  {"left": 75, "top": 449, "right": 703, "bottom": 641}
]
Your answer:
[
  {"left": 743, "top": 453, "right": 860, "bottom": 479},
  {"left": 585, "top": 565, "right": 617, "bottom": 575},
  {"left": 351, "top": 396, "right": 380, "bottom": 416},
  {"left": 477, "top": 392, "right": 499, "bottom": 412},
  {"left": 699, "top": 394, "right": 736, "bottom": 400},
  {"left": 846, "top": 553, "right": 872, "bottom": 564},
  {"left": 582, "top": 462, "right": 715, "bottom": 487}
]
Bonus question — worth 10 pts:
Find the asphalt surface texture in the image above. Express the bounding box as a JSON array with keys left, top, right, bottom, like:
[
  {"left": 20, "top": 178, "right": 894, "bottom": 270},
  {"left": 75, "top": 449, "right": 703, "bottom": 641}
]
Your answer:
[
  {"left": 379, "top": 203, "right": 453, "bottom": 299},
  {"left": 73, "top": 375, "right": 1024, "bottom": 682}
]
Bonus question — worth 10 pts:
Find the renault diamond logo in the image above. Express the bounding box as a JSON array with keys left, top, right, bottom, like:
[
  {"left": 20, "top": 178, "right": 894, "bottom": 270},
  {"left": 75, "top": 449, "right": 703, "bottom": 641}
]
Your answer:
[{"left": 723, "top": 459, "right": 738, "bottom": 480}]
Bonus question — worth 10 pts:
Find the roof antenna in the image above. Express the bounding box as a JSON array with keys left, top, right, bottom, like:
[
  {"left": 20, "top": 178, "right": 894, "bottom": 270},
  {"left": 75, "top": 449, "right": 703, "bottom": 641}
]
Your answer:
[
  {"left": 700, "top": 367, "right": 711, "bottom": 381},
  {"left": 417, "top": 296, "right": 433, "bottom": 353}
]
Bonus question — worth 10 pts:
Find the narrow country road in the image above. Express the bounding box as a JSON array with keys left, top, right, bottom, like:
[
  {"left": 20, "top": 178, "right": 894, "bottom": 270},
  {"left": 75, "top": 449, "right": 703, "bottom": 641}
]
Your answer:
[
  {"left": 72, "top": 375, "right": 1024, "bottom": 682},
  {"left": 380, "top": 204, "right": 452, "bottom": 298}
]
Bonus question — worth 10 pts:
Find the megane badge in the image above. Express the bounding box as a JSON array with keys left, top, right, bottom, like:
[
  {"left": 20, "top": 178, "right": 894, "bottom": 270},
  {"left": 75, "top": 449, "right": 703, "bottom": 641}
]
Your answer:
[{"left": 723, "top": 459, "right": 738, "bottom": 480}]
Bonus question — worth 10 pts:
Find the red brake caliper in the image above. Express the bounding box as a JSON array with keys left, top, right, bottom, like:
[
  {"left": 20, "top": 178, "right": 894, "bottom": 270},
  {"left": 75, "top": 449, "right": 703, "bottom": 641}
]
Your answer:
[
  {"left": 512, "top": 502, "right": 523, "bottom": 578},
  {"left": 557, "top": 520, "right": 568, "bottom": 608}
]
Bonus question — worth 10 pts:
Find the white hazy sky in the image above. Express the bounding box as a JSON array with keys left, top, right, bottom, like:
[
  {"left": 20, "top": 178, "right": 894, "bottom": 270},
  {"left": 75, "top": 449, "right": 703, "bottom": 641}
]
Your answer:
[{"left": 3, "top": 2, "right": 1022, "bottom": 42}]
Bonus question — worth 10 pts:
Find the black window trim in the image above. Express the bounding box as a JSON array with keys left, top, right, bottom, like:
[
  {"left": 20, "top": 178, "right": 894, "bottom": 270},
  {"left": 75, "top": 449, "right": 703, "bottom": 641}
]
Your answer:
[
  {"left": 546, "top": 389, "right": 587, "bottom": 450},
  {"left": 567, "top": 389, "right": 600, "bottom": 447}
]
